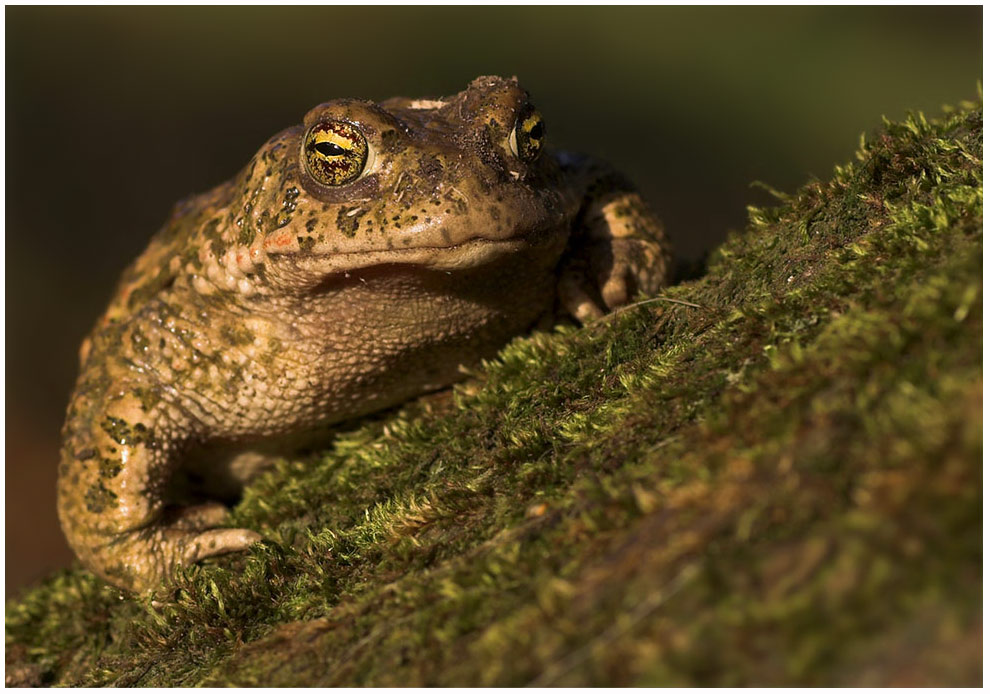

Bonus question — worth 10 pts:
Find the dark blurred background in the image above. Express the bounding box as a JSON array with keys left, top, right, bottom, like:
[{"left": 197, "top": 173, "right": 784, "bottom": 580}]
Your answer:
[{"left": 6, "top": 6, "right": 981, "bottom": 596}]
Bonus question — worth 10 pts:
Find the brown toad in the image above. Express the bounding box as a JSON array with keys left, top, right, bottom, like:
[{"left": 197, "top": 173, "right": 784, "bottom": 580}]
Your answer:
[{"left": 57, "top": 76, "right": 672, "bottom": 592}]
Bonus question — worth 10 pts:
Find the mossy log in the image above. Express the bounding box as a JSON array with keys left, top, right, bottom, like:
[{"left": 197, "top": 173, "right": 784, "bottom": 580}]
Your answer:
[{"left": 6, "top": 99, "right": 982, "bottom": 687}]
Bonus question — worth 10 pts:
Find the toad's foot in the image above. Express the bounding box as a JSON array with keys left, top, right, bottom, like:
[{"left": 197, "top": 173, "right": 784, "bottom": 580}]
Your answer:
[
  {"left": 99, "top": 504, "right": 262, "bottom": 592},
  {"left": 559, "top": 188, "right": 672, "bottom": 323}
]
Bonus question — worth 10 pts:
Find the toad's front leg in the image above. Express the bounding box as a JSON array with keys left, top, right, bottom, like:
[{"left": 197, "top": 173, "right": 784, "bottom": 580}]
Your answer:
[
  {"left": 57, "top": 381, "right": 261, "bottom": 592},
  {"left": 556, "top": 154, "right": 673, "bottom": 322}
]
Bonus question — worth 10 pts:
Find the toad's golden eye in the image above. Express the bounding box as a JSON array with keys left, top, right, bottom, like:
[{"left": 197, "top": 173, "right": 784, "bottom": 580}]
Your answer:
[
  {"left": 303, "top": 121, "right": 369, "bottom": 186},
  {"left": 509, "top": 105, "right": 545, "bottom": 162}
]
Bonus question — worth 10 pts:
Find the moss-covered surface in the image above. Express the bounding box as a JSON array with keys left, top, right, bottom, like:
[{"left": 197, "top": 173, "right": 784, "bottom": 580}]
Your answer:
[{"left": 6, "top": 100, "right": 982, "bottom": 687}]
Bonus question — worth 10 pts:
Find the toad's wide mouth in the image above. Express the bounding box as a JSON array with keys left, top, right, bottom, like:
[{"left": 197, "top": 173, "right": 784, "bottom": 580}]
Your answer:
[{"left": 285, "top": 225, "right": 569, "bottom": 278}]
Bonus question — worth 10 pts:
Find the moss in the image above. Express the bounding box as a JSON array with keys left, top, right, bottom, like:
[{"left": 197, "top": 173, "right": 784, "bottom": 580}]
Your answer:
[{"left": 6, "top": 98, "right": 982, "bottom": 687}]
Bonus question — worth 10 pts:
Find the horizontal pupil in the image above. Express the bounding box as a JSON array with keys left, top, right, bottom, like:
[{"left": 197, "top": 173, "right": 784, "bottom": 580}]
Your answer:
[{"left": 314, "top": 141, "right": 348, "bottom": 157}]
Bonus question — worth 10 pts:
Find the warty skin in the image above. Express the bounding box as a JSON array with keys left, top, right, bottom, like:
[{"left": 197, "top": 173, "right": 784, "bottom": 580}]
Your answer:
[{"left": 57, "top": 76, "right": 672, "bottom": 591}]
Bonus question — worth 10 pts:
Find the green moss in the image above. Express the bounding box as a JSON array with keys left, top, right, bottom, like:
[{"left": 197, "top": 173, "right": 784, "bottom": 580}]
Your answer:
[{"left": 6, "top": 98, "right": 982, "bottom": 687}]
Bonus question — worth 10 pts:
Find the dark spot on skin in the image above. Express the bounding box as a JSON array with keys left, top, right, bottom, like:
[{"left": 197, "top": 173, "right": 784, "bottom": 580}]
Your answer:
[
  {"left": 238, "top": 225, "right": 255, "bottom": 245},
  {"left": 306, "top": 218, "right": 318, "bottom": 232},
  {"left": 417, "top": 155, "right": 443, "bottom": 184},
  {"left": 99, "top": 457, "right": 123, "bottom": 479},
  {"left": 259, "top": 338, "right": 282, "bottom": 366},
  {"left": 220, "top": 324, "right": 255, "bottom": 346},
  {"left": 84, "top": 482, "right": 118, "bottom": 514},
  {"left": 101, "top": 416, "right": 149, "bottom": 447},
  {"left": 257, "top": 211, "right": 272, "bottom": 233},
  {"left": 297, "top": 236, "right": 316, "bottom": 251},
  {"left": 131, "top": 330, "right": 150, "bottom": 353},
  {"left": 126, "top": 268, "right": 179, "bottom": 311},
  {"left": 133, "top": 387, "right": 161, "bottom": 412},
  {"left": 381, "top": 129, "right": 406, "bottom": 154},
  {"left": 76, "top": 448, "right": 98, "bottom": 461},
  {"left": 202, "top": 217, "right": 222, "bottom": 241},
  {"left": 336, "top": 207, "right": 366, "bottom": 237}
]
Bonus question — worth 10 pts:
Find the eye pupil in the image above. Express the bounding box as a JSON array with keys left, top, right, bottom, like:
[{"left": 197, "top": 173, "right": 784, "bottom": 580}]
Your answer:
[
  {"left": 528, "top": 122, "right": 544, "bottom": 140},
  {"left": 314, "top": 141, "right": 347, "bottom": 156}
]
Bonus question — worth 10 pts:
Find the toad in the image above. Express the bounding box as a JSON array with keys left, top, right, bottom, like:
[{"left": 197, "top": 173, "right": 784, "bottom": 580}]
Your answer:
[{"left": 57, "top": 76, "right": 672, "bottom": 591}]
